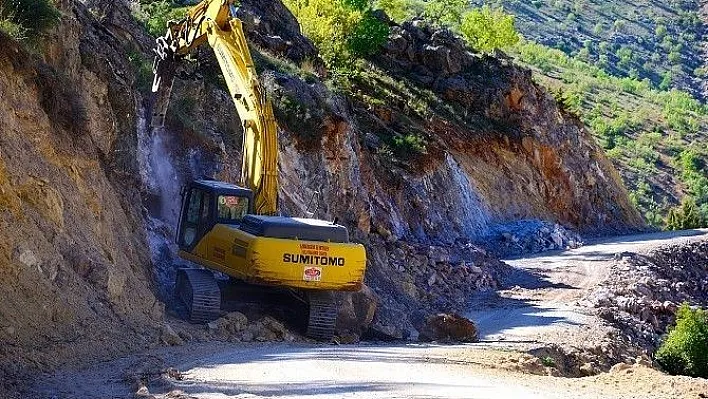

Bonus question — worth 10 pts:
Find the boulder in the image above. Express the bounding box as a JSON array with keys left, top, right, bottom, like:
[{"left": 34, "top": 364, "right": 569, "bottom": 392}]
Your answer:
[
  {"left": 418, "top": 313, "right": 478, "bottom": 342},
  {"left": 336, "top": 285, "right": 378, "bottom": 340},
  {"left": 160, "top": 324, "right": 184, "bottom": 346}
]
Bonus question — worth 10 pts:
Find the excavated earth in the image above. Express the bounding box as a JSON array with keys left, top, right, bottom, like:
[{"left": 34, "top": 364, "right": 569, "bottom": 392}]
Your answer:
[{"left": 0, "top": 0, "right": 659, "bottom": 395}]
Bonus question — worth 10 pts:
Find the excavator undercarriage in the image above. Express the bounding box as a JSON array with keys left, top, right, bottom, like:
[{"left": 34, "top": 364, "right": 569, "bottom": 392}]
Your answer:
[{"left": 175, "top": 268, "right": 339, "bottom": 340}]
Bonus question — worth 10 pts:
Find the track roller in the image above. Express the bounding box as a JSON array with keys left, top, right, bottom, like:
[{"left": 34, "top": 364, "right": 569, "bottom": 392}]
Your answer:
[
  {"left": 305, "top": 291, "right": 338, "bottom": 341},
  {"left": 175, "top": 268, "right": 221, "bottom": 323}
]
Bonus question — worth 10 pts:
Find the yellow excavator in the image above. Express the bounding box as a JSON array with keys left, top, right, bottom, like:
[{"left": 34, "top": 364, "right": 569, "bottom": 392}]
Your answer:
[{"left": 150, "top": 0, "right": 367, "bottom": 340}]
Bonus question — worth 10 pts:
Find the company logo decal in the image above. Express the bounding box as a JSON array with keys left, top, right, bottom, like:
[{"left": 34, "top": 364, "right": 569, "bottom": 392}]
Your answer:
[
  {"left": 282, "top": 243, "right": 346, "bottom": 266},
  {"left": 303, "top": 267, "right": 322, "bottom": 282}
]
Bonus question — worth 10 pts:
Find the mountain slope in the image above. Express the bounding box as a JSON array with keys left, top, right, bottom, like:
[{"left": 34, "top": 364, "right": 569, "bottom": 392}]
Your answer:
[
  {"left": 465, "top": 0, "right": 708, "bottom": 226},
  {"left": 477, "top": 0, "right": 705, "bottom": 97},
  {"left": 510, "top": 40, "right": 708, "bottom": 226}
]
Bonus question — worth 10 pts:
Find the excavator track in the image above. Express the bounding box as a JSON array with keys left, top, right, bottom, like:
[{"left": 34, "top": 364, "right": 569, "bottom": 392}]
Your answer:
[
  {"left": 305, "top": 291, "right": 338, "bottom": 341},
  {"left": 175, "top": 268, "right": 221, "bottom": 323}
]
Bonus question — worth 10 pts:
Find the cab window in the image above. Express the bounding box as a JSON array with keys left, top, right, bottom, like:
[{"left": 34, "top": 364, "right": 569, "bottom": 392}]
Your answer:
[
  {"left": 181, "top": 188, "right": 211, "bottom": 248},
  {"left": 217, "top": 195, "right": 249, "bottom": 223}
]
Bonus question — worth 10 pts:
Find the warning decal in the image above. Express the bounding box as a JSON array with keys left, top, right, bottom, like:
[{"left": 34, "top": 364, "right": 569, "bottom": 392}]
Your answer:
[{"left": 303, "top": 266, "right": 322, "bottom": 282}]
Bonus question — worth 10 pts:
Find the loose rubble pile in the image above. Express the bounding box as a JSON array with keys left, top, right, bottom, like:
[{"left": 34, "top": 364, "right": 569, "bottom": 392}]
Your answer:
[
  {"left": 160, "top": 312, "right": 298, "bottom": 346},
  {"left": 482, "top": 221, "right": 584, "bottom": 257},
  {"left": 364, "top": 237, "right": 509, "bottom": 340},
  {"left": 583, "top": 240, "right": 708, "bottom": 351},
  {"left": 524, "top": 336, "right": 647, "bottom": 377}
]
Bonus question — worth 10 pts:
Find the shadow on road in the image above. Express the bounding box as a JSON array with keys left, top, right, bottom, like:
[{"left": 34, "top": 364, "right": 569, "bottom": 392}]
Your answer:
[{"left": 466, "top": 290, "right": 582, "bottom": 338}]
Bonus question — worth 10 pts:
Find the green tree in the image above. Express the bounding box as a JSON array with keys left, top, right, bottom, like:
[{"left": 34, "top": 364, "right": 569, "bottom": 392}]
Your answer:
[
  {"left": 284, "top": 0, "right": 389, "bottom": 69},
  {"left": 659, "top": 71, "right": 673, "bottom": 90},
  {"left": 347, "top": 10, "right": 389, "bottom": 57},
  {"left": 459, "top": 6, "right": 519, "bottom": 53},
  {"left": 656, "top": 304, "right": 708, "bottom": 378},
  {"left": 422, "top": 0, "right": 468, "bottom": 27},
  {"left": 655, "top": 24, "right": 667, "bottom": 38}
]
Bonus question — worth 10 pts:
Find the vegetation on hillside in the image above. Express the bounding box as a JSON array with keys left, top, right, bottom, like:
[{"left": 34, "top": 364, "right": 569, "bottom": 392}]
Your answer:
[
  {"left": 512, "top": 40, "right": 708, "bottom": 227},
  {"left": 282, "top": 0, "right": 389, "bottom": 70},
  {"left": 656, "top": 304, "right": 708, "bottom": 378},
  {"left": 376, "top": 0, "right": 520, "bottom": 52},
  {"left": 0, "top": 0, "right": 61, "bottom": 42},
  {"left": 470, "top": 0, "right": 705, "bottom": 96}
]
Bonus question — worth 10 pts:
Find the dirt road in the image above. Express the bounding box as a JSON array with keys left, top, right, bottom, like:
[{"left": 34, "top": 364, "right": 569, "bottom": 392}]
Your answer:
[
  {"left": 28, "top": 230, "right": 708, "bottom": 399},
  {"left": 469, "top": 229, "right": 708, "bottom": 347},
  {"left": 29, "top": 341, "right": 708, "bottom": 399}
]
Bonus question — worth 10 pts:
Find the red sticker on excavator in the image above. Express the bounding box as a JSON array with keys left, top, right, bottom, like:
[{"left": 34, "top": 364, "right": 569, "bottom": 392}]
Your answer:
[
  {"left": 225, "top": 196, "right": 240, "bottom": 206},
  {"left": 303, "top": 267, "right": 322, "bottom": 282}
]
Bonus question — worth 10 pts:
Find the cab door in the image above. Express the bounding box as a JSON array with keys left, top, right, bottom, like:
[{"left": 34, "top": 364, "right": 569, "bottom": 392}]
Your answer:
[{"left": 177, "top": 186, "right": 213, "bottom": 253}]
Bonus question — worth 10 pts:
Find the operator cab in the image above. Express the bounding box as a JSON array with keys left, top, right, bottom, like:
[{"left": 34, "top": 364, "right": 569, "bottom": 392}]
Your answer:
[{"left": 177, "top": 179, "right": 253, "bottom": 250}]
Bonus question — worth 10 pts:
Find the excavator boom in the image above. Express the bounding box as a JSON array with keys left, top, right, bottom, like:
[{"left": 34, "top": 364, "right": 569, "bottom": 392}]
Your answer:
[{"left": 151, "top": 0, "right": 278, "bottom": 215}]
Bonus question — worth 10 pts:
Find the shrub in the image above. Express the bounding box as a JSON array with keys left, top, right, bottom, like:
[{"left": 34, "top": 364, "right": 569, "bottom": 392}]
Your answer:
[
  {"left": 655, "top": 304, "right": 708, "bottom": 378},
  {"left": 0, "top": 0, "right": 60, "bottom": 40},
  {"left": 459, "top": 6, "right": 519, "bottom": 53},
  {"left": 392, "top": 132, "right": 426, "bottom": 155},
  {"left": 665, "top": 198, "right": 705, "bottom": 230},
  {"left": 0, "top": 17, "right": 26, "bottom": 40}
]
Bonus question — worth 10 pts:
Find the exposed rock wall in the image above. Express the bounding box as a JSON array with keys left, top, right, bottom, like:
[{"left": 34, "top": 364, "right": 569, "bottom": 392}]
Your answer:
[
  {"left": 249, "top": 16, "right": 645, "bottom": 336},
  {"left": 0, "top": 0, "right": 162, "bottom": 378}
]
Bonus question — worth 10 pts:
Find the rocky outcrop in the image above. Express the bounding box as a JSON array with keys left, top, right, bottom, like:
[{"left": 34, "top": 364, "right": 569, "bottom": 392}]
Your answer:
[
  {"left": 368, "top": 20, "right": 644, "bottom": 236},
  {"left": 236, "top": 0, "right": 321, "bottom": 68}
]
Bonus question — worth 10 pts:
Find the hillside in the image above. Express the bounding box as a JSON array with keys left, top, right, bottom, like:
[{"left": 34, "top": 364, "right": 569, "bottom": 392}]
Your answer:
[
  {"left": 468, "top": 0, "right": 708, "bottom": 228},
  {"left": 511, "top": 41, "right": 708, "bottom": 227},
  {"left": 475, "top": 0, "right": 706, "bottom": 98}
]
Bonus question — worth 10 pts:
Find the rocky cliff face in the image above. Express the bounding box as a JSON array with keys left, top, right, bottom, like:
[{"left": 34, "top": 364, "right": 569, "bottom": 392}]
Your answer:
[
  {"left": 0, "top": 0, "right": 162, "bottom": 379},
  {"left": 0, "top": 0, "right": 644, "bottom": 377}
]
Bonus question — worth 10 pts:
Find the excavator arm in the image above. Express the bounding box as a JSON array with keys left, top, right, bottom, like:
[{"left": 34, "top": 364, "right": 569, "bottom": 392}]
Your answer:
[{"left": 150, "top": 0, "right": 278, "bottom": 215}]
